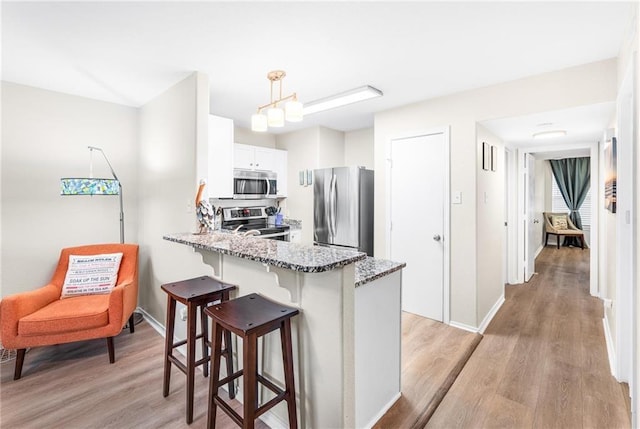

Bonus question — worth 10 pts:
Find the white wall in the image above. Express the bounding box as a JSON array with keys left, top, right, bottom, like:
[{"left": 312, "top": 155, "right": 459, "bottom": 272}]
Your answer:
[
  {"left": 345, "top": 128, "right": 374, "bottom": 169},
  {"left": 375, "top": 59, "right": 617, "bottom": 328},
  {"left": 276, "top": 127, "right": 320, "bottom": 243},
  {"left": 476, "top": 125, "right": 505, "bottom": 325},
  {"left": 1, "top": 82, "right": 139, "bottom": 297},
  {"left": 533, "top": 158, "right": 548, "bottom": 250},
  {"left": 276, "top": 126, "right": 346, "bottom": 243},
  {"left": 137, "top": 72, "right": 211, "bottom": 324},
  {"left": 318, "top": 127, "right": 345, "bottom": 168},
  {"left": 234, "top": 125, "right": 276, "bottom": 148}
]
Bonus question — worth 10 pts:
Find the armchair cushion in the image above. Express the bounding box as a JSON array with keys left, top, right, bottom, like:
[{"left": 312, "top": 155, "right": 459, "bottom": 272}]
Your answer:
[
  {"left": 551, "top": 215, "right": 568, "bottom": 230},
  {"left": 61, "top": 252, "right": 123, "bottom": 298},
  {"left": 19, "top": 294, "right": 110, "bottom": 337}
]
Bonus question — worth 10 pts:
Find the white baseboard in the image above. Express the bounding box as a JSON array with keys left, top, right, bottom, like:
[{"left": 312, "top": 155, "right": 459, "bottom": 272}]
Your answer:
[
  {"left": 602, "top": 315, "right": 617, "bottom": 379},
  {"left": 449, "top": 321, "right": 478, "bottom": 333},
  {"left": 258, "top": 408, "right": 288, "bottom": 429},
  {"left": 136, "top": 307, "right": 165, "bottom": 337},
  {"left": 535, "top": 243, "right": 544, "bottom": 258},
  {"left": 478, "top": 295, "right": 505, "bottom": 334},
  {"left": 363, "top": 392, "right": 402, "bottom": 429},
  {"left": 449, "top": 294, "right": 504, "bottom": 335},
  {"left": 135, "top": 307, "right": 189, "bottom": 363}
]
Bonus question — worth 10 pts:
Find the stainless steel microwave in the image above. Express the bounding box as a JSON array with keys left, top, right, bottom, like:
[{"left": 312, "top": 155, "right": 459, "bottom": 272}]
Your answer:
[{"left": 233, "top": 169, "right": 277, "bottom": 199}]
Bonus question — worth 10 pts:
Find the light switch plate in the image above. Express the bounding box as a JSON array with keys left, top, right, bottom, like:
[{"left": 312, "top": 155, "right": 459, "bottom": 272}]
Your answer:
[{"left": 453, "top": 191, "right": 462, "bottom": 204}]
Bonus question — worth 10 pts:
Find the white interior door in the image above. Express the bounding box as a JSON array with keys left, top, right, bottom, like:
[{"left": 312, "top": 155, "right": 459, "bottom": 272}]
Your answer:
[
  {"left": 390, "top": 133, "right": 445, "bottom": 321},
  {"left": 504, "top": 149, "right": 510, "bottom": 285},
  {"left": 524, "top": 153, "right": 536, "bottom": 281}
]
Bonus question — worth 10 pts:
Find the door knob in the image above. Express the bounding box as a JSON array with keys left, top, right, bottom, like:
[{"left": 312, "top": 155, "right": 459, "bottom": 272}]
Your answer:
[{"left": 433, "top": 234, "right": 442, "bottom": 242}]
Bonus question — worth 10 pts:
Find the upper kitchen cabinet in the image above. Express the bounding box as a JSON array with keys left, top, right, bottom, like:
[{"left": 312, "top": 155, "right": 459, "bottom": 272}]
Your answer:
[
  {"left": 234, "top": 143, "right": 278, "bottom": 171},
  {"left": 274, "top": 149, "right": 287, "bottom": 198},
  {"left": 234, "top": 143, "right": 288, "bottom": 197},
  {"left": 208, "top": 115, "right": 234, "bottom": 198}
]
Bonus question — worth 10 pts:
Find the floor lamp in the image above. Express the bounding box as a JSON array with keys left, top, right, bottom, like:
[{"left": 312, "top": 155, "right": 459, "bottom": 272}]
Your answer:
[{"left": 60, "top": 146, "right": 142, "bottom": 325}]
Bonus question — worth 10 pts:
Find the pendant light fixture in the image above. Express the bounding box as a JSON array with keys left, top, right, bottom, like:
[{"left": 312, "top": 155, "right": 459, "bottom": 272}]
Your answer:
[{"left": 251, "top": 70, "right": 303, "bottom": 132}]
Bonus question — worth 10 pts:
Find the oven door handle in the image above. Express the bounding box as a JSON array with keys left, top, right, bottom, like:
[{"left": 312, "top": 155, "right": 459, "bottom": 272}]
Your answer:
[{"left": 258, "top": 231, "right": 290, "bottom": 239}]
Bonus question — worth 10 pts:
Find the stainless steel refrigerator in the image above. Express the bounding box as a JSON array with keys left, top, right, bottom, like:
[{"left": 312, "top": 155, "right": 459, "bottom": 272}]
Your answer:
[{"left": 313, "top": 166, "right": 374, "bottom": 256}]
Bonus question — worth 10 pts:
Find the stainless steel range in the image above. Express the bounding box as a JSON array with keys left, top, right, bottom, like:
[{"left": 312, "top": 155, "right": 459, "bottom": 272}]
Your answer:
[{"left": 221, "top": 206, "right": 290, "bottom": 241}]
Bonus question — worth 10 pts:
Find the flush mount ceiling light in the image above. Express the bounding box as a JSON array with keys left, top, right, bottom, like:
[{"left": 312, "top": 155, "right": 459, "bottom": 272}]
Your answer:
[
  {"left": 251, "top": 70, "right": 302, "bottom": 132},
  {"left": 532, "top": 130, "right": 567, "bottom": 139},
  {"left": 303, "top": 85, "right": 383, "bottom": 115}
]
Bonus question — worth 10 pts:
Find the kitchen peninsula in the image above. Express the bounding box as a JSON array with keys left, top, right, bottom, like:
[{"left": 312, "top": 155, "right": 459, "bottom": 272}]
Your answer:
[{"left": 163, "top": 232, "right": 405, "bottom": 429}]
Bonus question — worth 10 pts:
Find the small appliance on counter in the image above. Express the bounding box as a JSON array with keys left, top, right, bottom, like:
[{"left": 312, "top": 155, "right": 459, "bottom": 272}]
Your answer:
[
  {"left": 221, "top": 206, "right": 290, "bottom": 241},
  {"left": 313, "top": 166, "right": 374, "bottom": 255}
]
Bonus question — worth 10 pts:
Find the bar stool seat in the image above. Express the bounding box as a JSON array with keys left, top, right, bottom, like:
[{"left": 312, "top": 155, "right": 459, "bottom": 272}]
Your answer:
[
  {"left": 162, "top": 276, "right": 237, "bottom": 424},
  {"left": 205, "top": 293, "right": 299, "bottom": 429}
]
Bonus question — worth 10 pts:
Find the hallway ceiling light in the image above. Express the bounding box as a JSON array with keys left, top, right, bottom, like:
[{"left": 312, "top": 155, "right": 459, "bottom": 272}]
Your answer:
[
  {"left": 303, "top": 85, "right": 383, "bottom": 115},
  {"left": 251, "top": 70, "right": 302, "bottom": 132},
  {"left": 532, "top": 130, "right": 567, "bottom": 139}
]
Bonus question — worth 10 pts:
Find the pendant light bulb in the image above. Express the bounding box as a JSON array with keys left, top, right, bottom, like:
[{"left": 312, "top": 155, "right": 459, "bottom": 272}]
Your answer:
[
  {"left": 285, "top": 99, "right": 304, "bottom": 122},
  {"left": 267, "top": 107, "right": 285, "bottom": 127},
  {"left": 251, "top": 113, "right": 268, "bottom": 132}
]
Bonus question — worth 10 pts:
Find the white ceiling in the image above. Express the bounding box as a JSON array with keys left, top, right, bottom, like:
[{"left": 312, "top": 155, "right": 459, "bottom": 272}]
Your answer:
[
  {"left": 482, "top": 101, "right": 616, "bottom": 154},
  {"left": 1, "top": 1, "right": 633, "bottom": 137}
]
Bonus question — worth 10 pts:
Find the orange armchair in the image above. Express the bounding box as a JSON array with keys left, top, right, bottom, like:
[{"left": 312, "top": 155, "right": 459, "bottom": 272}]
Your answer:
[{"left": 0, "top": 243, "right": 139, "bottom": 379}]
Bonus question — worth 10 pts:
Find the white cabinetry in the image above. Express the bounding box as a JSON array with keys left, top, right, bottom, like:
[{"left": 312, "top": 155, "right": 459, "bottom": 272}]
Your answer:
[
  {"left": 274, "top": 149, "right": 287, "bottom": 197},
  {"left": 208, "top": 115, "right": 234, "bottom": 198},
  {"left": 234, "top": 144, "right": 288, "bottom": 197},
  {"left": 289, "top": 229, "right": 301, "bottom": 243},
  {"left": 234, "top": 144, "right": 277, "bottom": 171}
]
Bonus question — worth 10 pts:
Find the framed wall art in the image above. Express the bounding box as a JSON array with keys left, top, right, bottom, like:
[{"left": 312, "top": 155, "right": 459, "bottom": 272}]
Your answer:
[
  {"left": 604, "top": 137, "right": 617, "bottom": 213},
  {"left": 482, "top": 142, "right": 490, "bottom": 171}
]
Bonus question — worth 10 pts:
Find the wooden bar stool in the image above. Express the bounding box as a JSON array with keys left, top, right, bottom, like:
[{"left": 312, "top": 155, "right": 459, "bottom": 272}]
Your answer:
[
  {"left": 205, "top": 293, "right": 299, "bottom": 429},
  {"left": 162, "top": 276, "right": 237, "bottom": 424}
]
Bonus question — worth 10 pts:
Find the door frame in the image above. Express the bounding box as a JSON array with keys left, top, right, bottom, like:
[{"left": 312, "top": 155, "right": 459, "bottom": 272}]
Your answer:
[
  {"left": 504, "top": 147, "right": 519, "bottom": 285},
  {"left": 385, "top": 126, "right": 451, "bottom": 324},
  {"left": 514, "top": 142, "right": 599, "bottom": 294},
  {"left": 614, "top": 56, "right": 636, "bottom": 397},
  {"left": 522, "top": 152, "right": 537, "bottom": 282}
]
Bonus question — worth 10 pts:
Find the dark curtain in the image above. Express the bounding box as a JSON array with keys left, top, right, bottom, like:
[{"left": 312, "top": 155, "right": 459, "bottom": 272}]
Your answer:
[{"left": 549, "top": 157, "right": 590, "bottom": 247}]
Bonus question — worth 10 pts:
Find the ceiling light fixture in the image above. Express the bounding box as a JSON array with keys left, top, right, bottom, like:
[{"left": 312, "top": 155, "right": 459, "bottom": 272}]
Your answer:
[
  {"left": 532, "top": 130, "right": 567, "bottom": 139},
  {"left": 303, "top": 85, "right": 383, "bottom": 115},
  {"left": 251, "top": 70, "right": 302, "bottom": 132}
]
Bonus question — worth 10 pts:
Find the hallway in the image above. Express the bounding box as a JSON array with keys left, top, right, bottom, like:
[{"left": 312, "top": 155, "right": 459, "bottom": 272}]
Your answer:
[{"left": 427, "top": 246, "right": 630, "bottom": 428}]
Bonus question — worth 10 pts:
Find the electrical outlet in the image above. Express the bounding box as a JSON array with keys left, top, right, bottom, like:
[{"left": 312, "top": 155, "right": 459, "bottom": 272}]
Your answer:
[{"left": 180, "top": 308, "right": 188, "bottom": 321}]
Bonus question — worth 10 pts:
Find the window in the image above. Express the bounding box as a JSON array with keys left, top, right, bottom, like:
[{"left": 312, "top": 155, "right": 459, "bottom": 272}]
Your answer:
[{"left": 551, "top": 178, "right": 591, "bottom": 227}]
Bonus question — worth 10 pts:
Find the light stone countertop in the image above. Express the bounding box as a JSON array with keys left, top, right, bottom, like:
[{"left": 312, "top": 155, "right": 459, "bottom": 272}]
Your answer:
[
  {"left": 164, "top": 232, "right": 366, "bottom": 273},
  {"left": 355, "top": 257, "right": 406, "bottom": 287},
  {"left": 164, "top": 232, "right": 405, "bottom": 284}
]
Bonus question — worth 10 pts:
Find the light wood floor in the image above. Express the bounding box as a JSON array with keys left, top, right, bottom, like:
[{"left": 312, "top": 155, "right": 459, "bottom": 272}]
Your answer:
[
  {"left": 427, "top": 246, "right": 631, "bottom": 428},
  {"left": 374, "top": 314, "right": 481, "bottom": 429},
  {"left": 0, "top": 322, "right": 267, "bottom": 429}
]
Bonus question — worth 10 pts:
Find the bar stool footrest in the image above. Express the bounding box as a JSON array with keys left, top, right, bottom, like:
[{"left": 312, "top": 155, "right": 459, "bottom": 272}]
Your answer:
[
  {"left": 256, "top": 374, "right": 284, "bottom": 396},
  {"left": 216, "top": 369, "right": 243, "bottom": 388},
  {"left": 214, "top": 396, "right": 243, "bottom": 426},
  {"left": 168, "top": 355, "right": 188, "bottom": 374},
  {"left": 255, "top": 392, "right": 287, "bottom": 419}
]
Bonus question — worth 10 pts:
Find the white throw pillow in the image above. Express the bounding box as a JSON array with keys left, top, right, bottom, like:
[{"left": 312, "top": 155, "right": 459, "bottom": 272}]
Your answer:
[
  {"left": 61, "top": 253, "right": 123, "bottom": 298},
  {"left": 551, "top": 215, "right": 568, "bottom": 230}
]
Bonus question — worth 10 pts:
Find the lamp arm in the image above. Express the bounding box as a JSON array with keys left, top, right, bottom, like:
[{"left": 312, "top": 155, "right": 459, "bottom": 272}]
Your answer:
[
  {"left": 88, "top": 146, "right": 120, "bottom": 182},
  {"left": 257, "top": 92, "right": 298, "bottom": 113},
  {"left": 88, "top": 146, "right": 125, "bottom": 244}
]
